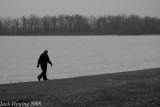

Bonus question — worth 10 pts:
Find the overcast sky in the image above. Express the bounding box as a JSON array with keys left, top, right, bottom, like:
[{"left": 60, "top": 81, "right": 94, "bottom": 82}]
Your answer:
[{"left": 0, "top": 0, "right": 160, "bottom": 18}]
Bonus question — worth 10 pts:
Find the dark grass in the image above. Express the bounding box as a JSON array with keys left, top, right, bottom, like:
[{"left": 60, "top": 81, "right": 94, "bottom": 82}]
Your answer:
[{"left": 1, "top": 68, "right": 160, "bottom": 107}]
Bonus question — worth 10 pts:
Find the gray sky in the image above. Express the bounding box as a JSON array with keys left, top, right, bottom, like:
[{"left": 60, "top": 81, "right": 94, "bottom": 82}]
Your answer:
[{"left": 0, "top": 0, "right": 160, "bottom": 18}]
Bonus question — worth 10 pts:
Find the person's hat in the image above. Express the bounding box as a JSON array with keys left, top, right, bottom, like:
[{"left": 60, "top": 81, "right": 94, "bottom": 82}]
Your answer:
[{"left": 44, "top": 49, "right": 48, "bottom": 53}]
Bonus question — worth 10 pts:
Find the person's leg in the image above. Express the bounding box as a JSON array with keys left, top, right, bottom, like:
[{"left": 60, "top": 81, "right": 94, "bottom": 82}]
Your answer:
[
  {"left": 37, "top": 67, "right": 44, "bottom": 81},
  {"left": 38, "top": 72, "right": 43, "bottom": 81},
  {"left": 41, "top": 66, "right": 48, "bottom": 80}
]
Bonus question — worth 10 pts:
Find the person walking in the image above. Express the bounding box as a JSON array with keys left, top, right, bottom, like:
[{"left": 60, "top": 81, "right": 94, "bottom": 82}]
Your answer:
[{"left": 37, "top": 49, "right": 52, "bottom": 81}]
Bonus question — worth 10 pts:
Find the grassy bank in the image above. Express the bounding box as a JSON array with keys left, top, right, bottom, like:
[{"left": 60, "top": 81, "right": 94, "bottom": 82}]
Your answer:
[{"left": 1, "top": 68, "right": 160, "bottom": 107}]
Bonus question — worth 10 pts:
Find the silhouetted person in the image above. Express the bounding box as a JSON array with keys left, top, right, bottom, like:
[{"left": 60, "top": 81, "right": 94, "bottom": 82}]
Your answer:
[{"left": 37, "top": 50, "right": 52, "bottom": 81}]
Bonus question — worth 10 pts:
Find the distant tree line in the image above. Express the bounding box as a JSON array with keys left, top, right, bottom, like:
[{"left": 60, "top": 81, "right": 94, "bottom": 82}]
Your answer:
[{"left": 0, "top": 14, "right": 160, "bottom": 35}]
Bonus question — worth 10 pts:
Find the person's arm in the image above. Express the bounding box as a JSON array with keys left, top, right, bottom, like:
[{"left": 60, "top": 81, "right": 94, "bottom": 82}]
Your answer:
[
  {"left": 48, "top": 59, "right": 52, "bottom": 66},
  {"left": 37, "top": 55, "right": 41, "bottom": 67},
  {"left": 47, "top": 55, "right": 52, "bottom": 66}
]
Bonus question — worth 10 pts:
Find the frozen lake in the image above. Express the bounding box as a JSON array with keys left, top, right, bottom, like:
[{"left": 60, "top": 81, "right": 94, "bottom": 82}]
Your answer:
[{"left": 0, "top": 36, "right": 160, "bottom": 84}]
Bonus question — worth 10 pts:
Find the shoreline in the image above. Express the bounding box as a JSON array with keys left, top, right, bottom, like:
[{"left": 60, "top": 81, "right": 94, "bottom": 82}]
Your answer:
[
  {"left": 0, "top": 66, "right": 158, "bottom": 85},
  {"left": 0, "top": 34, "right": 160, "bottom": 36}
]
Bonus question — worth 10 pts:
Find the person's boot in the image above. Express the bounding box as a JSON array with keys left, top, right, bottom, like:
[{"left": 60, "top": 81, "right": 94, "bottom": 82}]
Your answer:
[
  {"left": 37, "top": 77, "right": 41, "bottom": 81},
  {"left": 44, "top": 78, "right": 49, "bottom": 81}
]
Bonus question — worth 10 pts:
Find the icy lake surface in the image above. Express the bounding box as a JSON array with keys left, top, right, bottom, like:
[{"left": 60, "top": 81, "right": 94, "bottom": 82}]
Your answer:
[{"left": 0, "top": 36, "right": 160, "bottom": 84}]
